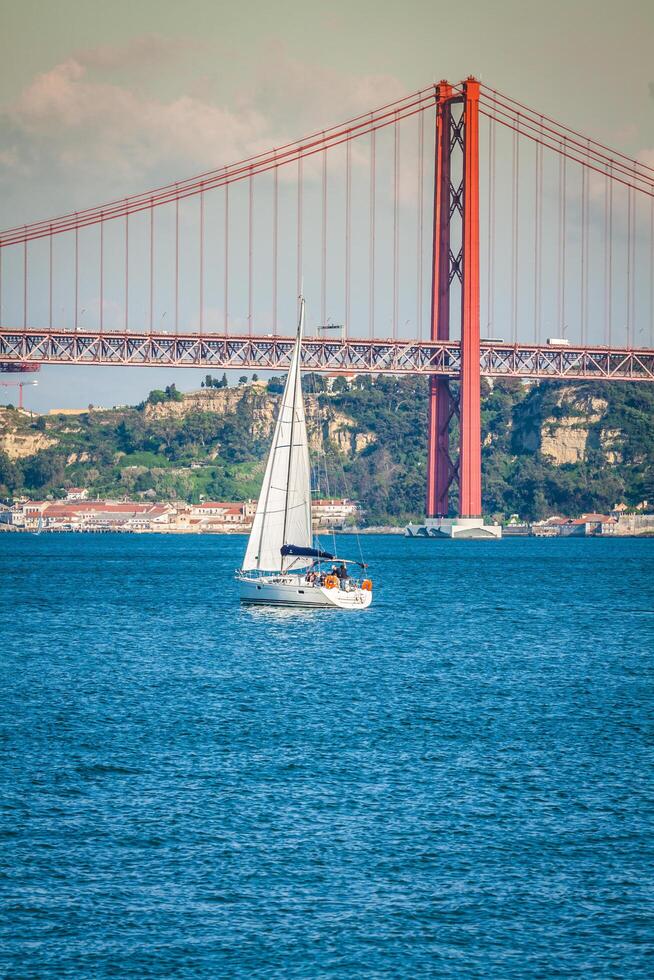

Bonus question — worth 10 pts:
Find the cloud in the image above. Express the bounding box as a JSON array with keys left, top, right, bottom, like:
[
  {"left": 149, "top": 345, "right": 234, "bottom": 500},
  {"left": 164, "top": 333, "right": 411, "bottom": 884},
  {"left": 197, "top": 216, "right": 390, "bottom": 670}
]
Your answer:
[
  {"left": 0, "top": 46, "right": 410, "bottom": 222},
  {"left": 249, "top": 40, "right": 404, "bottom": 135},
  {"left": 5, "top": 58, "right": 271, "bottom": 185},
  {"left": 74, "top": 34, "right": 204, "bottom": 72}
]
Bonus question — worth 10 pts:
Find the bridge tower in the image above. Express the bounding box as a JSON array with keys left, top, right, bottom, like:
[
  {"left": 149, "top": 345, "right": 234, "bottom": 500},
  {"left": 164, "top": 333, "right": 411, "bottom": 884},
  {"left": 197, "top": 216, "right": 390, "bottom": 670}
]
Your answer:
[{"left": 419, "top": 77, "right": 500, "bottom": 539}]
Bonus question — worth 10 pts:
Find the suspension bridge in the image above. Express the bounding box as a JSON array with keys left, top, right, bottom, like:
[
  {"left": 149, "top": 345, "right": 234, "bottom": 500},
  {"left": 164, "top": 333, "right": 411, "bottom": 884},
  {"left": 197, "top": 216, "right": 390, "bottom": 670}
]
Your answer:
[{"left": 1, "top": 77, "right": 653, "bottom": 529}]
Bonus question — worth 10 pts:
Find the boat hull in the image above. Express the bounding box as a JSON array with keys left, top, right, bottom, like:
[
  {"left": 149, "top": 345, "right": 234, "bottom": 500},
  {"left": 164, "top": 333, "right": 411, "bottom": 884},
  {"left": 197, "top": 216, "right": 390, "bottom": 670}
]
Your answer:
[{"left": 237, "top": 575, "right": 372, "bottom": 609}]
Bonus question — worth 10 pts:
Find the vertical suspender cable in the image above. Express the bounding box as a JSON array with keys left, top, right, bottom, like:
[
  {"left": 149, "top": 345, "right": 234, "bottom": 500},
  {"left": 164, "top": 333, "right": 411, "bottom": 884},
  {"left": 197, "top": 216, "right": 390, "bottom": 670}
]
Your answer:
[
  {"left": 74, "top": 223, "right": 80, "bottom": 330},
  {"left": 273, "top": 157, "right": 278, "bottom": 334},
  {"left": 74, "top": 222, "right": 79, "bottom": 330},
  {"left": 369, "top": 123, "right": 376, "bottom": 339},
  {"left": 393, "top": 111, "right": 400, "bottom": 339},
  {"left": 199, "top": 188, "right": 204, "bottom": 335},
  {"left": 224, "top": 179, "right": 229, "bottom": 334},
  {"left": 248, "top": 170, "right": 253, "bottom": 336},
  {"left": 24, "top": 237, "right": 28, "bottom": 330},
  {"left": 125, "top": 211, "right": 129, "bottom": 332},
  {"left": 100, "top": 216, "right": 104, "bottom": 333},
  {"left": 627, "top": 174, "right": 636, "bottom": 346},
  {"left": 417, "top": 110, "right": 424, "bottom": 340},
  {"left": 627, "top": 184, "right": 632, "bottom": 345},
  {"left": 321, "top": 139, "right": 327, "bottom": 325},
  {"left": 632, "top": 179, "right": 638, "bottom": 345},
  {"left": 175, "top": 195, "right": 179, "bottom": 332},
  {"left": 149, "top": 202, "right": 154, "bottom": 333},
  {"left": 488, "top": 109, "right": 496, "bottom": 338},
  {"left": 511, "top": 121, "right": 519, "bottom": 342},
  {"left": 603, "top": 169, "right": 609, "bottom": 345},
  {"left": 534, "top": 124, "right": 542, "bottom": 343},
  {"left": 49, "top": 228, "right": 53, "bottom": 330},
  {"left": 556, "top": 151, "right": 563, "bottom": 334},
  {"left": 650, "top": 194, "right": 654, "bottom": 347},
  {"left": 608, "top": 164, "right": 613, "bottom": 346},
  {"left": 581, "top": 164, "right": 588, "bottom": 345},
  {"left": 557, "top": 145, "right": 566, "bottom": 334},
  {"left": 345, "top": 137, "right": 352, "bottom": 338}
]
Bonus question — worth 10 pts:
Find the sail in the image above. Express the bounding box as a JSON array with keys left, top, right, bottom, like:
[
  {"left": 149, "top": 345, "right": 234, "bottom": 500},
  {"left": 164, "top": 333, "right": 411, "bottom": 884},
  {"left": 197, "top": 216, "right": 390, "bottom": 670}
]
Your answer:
[{"left": 242, "top": 300, "right": 313, "bottom": 571}]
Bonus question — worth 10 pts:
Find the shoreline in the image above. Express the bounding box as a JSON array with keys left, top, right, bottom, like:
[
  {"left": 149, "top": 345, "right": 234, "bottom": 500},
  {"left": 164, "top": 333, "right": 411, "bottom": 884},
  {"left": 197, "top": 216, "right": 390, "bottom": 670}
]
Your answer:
[{"left": 2, "top": 525, "right": 653, "bottom": 539}]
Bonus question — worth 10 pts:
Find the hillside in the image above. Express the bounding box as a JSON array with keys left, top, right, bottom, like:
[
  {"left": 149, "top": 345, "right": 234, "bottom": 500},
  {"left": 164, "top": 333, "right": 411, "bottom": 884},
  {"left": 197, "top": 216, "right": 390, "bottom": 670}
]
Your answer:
[{"left": 1, "top": 375, "right": 652, "bottom": 524}]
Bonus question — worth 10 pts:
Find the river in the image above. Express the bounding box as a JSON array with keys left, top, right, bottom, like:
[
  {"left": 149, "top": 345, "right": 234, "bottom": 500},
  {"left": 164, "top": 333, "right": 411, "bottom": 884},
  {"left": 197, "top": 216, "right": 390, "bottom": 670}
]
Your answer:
[{"left": 1, "top": 534, "right": 653, "bottom": 977}]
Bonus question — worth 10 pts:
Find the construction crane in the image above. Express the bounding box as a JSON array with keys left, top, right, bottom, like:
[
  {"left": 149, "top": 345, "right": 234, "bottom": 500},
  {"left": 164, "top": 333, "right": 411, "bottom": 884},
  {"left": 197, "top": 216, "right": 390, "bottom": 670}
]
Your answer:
[{"left": 0, "top": 378, "right": 38, "bottom": 410}]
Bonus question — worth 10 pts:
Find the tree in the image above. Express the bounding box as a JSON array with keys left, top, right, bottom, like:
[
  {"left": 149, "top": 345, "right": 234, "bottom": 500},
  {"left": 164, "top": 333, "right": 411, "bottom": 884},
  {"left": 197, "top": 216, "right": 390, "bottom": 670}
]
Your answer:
[
  {"left": 23, "top": 451, "right": 65, "bottom": 491},
  {"left": 164, "top": 384, "right": 183, "bottom": 402},
  {"left": 0, "top": 451, "right": 21, "bottom": 496},
  {"left": 238, "top": 376, "right": 248, "bottom": 385},
  {"left": 304, "top": 373, "right": 326, "bottom": 393},
  {"left": 267, "top": 377, "right": 284, "bottom": 394},
  {"left": 252, "top": 373, "right": 259, "bottom": 382},
  {"left": 221, "top": 373, "right": 228, "bottom": 388}
]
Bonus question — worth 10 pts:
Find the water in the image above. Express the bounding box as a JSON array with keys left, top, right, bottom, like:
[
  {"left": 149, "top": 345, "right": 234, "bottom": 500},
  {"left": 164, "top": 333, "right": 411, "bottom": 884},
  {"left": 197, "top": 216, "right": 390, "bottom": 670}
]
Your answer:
[{"left": 1, "top": 533, "right": 653, "bottom": 978}]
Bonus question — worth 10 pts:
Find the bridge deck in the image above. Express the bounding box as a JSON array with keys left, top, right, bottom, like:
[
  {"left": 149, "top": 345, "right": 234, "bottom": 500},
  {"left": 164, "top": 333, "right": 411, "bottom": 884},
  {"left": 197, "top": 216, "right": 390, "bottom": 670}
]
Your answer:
[{"left": 1, "top": 330, "right": 653, "bottom": 382}]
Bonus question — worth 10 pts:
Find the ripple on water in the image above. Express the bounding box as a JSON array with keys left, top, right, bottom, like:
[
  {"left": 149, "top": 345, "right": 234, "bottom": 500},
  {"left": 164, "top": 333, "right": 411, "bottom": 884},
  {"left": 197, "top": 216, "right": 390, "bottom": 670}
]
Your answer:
[{"left": 1, "top": 533, "right": 653, "bottom": 978}]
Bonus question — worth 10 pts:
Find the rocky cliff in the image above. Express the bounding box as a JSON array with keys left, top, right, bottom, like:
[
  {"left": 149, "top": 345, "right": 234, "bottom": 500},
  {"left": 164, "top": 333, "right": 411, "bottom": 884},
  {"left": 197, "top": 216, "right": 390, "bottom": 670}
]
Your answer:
[
  {"left": 537, "top": 388, "right": 609, "bottom": 465},
  {"left": 145, "top": 385, "right": 376, "bottom": 457}
]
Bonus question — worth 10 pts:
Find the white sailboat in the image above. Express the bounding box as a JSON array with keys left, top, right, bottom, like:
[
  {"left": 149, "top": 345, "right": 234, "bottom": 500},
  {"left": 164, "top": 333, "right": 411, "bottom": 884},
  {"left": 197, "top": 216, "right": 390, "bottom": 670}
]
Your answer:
[{"left": 236, "top": 298, "right": 373, "bottom": 609}]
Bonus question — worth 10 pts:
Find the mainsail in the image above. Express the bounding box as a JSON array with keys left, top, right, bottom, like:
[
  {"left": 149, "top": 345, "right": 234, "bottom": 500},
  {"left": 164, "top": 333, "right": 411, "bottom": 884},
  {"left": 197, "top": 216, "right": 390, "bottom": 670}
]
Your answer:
[{"left": 242, "top": 300, "right": 313, "bottom": 572}]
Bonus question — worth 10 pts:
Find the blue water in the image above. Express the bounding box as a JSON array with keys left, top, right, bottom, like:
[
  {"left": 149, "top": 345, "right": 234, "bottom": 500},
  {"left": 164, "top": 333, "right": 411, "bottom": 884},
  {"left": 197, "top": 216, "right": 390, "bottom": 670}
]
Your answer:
[{"left": 1, "top": 534, "right": 653, "bottom": 978}]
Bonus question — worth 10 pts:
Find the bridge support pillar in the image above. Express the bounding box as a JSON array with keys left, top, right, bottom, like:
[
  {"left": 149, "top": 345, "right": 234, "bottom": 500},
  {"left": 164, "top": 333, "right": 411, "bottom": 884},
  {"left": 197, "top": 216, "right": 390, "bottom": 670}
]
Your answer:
[
  {"left": 459, "top": 76, "right": 482, "bottom": 518},
  {"left": 420, "top": 77, "right": 499, "bottom": 539},
  {"left": 426, "top": 82, "right": 457, "bottom": 518}
]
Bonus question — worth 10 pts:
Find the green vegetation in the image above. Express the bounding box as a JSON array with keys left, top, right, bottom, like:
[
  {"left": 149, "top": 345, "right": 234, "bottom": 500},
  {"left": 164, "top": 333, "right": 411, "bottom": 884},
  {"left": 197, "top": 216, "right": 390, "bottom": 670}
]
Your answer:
[
  {"left": 201, "top": 374, "right": 228, "bottom": 389},
  {"left": 142, "top": 383, "right": 184, "bottom": 406},
  {"left": 0, "top": 377, "right": 652, "bottom": 523}
]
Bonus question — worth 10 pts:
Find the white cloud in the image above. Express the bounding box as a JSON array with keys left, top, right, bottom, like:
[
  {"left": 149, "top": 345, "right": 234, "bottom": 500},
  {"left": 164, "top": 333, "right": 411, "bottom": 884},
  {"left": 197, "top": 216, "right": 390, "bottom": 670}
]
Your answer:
[
  {"left": 0, "top": 44, "right": 410, "bottom": 221},
  {"left": 8, "top": 59, "right": 270, "bottom": 181},
  {"left": 75, "top": 34, "right": 204, "bottom": 71}
]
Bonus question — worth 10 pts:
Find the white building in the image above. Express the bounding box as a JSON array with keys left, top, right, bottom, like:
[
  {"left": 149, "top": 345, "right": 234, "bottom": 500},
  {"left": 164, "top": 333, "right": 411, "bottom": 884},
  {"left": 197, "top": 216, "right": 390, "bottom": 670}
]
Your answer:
[
  {"left": 312, "top": 498, "right": 359, "bottom": 527},
  {"left": 66, "top": 487, "right": 89, "bottom": 501}
]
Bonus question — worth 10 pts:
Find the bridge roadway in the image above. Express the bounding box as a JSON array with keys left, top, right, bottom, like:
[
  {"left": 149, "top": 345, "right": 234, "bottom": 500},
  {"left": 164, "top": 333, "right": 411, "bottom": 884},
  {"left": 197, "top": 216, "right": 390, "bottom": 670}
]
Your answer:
[{"left": 1, "top": 329, "right": 653, "bottom": 382}]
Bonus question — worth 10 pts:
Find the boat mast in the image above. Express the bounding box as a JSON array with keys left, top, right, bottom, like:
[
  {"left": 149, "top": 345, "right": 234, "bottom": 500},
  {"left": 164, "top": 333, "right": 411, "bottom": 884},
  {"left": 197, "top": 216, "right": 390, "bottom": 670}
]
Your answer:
[{"left": 280, "top": 299, "right": 305, "bottom": 567}]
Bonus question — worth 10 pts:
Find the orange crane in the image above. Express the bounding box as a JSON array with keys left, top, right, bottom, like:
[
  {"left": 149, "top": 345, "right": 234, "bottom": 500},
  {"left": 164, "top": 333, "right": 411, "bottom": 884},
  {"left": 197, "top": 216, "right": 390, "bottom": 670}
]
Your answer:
[{"left": 0, "top": 378, "right": 38, "bottom": 410}]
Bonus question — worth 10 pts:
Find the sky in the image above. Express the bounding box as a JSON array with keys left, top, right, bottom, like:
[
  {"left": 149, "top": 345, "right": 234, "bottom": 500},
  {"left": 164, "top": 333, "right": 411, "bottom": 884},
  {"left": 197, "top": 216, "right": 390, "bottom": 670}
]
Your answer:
[{"left": 1, "top": 0, "right": 653, "bottom": 412}]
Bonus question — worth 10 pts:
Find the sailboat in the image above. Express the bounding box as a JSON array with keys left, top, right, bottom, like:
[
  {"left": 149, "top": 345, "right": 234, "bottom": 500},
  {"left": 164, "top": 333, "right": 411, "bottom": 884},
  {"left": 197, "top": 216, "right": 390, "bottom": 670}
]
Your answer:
[{"left": 236, "top": 298, "right": 373, "bottom": 609}]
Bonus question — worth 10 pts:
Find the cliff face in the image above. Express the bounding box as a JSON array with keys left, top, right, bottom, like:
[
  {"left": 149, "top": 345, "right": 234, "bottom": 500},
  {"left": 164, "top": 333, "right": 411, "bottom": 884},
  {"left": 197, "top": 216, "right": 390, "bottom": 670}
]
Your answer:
[
  {"left": 538, "top": 389, "right": 609, "bottom": 466},
  {"left": 511, "top": 386, "right": 622, "bottom": 467},
  {"left": 144, "top": 386, "right": 259, "bottom": 421},
  {"left": 0, "top": 409, "right": 57, "bottom": 459},
  {"left": 145, "top": 385, "right": 377, "bottom": 456},
  {"left": 0, "top": 432, "right": 58, "bottom": 460}
]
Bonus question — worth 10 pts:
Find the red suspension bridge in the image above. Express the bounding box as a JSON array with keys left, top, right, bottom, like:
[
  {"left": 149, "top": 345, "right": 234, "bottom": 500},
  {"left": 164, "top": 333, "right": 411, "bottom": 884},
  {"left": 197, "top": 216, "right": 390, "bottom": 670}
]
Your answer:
[{"left": 1, "top": 77, "right": 653, "bottom": 523}]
